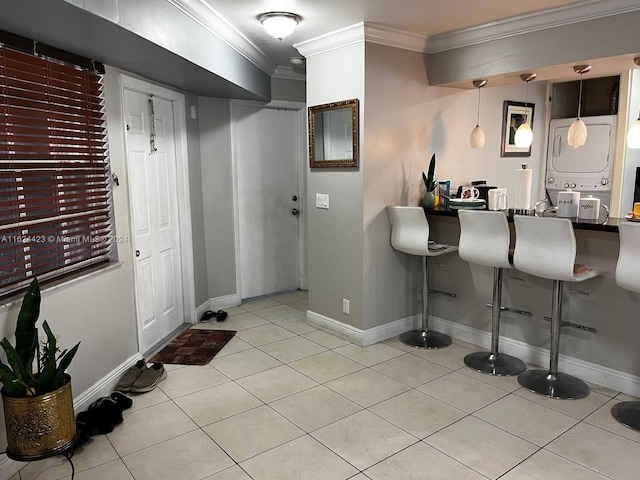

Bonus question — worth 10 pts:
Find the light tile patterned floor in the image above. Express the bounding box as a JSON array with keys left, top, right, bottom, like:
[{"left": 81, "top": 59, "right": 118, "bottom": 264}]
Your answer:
[{"left": 15, "top": 290, "right": 640, "bottom": 480}]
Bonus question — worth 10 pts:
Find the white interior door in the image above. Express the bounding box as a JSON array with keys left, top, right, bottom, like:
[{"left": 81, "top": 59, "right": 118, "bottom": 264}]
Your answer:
[
  {"left": 124, "top": 89, "right": 184, "bottom": 353},
  {"left": 234, "top": 105, "right": 301, "bottom": 299}
]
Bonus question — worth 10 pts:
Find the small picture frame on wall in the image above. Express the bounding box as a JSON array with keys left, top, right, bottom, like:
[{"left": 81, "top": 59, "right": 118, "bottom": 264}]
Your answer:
[{"left": 501, "top": 100, "right": 534, "bottom": 157}]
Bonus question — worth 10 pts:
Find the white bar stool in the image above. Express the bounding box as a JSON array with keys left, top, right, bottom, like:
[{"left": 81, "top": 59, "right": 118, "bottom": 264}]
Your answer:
[
  {"left": 513, "top": 216, "right": 603, "bottom": 399},
  {"left": 612, "top": 222, "right": 640, "bottom": 431},
  {"left": 458, "top": 210, "right": 527, "bottom": 375},
  {"left": 387, "top": 206, "right": 457, "bottom": 349}
]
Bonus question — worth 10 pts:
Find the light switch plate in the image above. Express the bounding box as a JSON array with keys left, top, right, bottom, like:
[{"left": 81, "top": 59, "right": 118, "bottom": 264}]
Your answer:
[{"left": 316, "top": 193, "right": 329, "bottom": 209}]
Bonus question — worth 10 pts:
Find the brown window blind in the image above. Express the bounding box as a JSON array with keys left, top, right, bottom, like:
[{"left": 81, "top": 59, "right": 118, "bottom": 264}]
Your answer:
[{"left": 0, "top": 45, "right": 113, "bottom": 297}]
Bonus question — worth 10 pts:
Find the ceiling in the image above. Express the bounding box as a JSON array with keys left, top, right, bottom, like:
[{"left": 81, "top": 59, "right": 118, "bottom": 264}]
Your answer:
[{"left": 203, "top": 0, "right": 589, "bottom": 70}]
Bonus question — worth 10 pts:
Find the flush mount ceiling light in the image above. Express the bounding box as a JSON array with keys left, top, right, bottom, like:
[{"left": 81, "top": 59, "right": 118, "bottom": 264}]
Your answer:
[
  {"left": 258, "top": 12, "right": 301, "bottom": 41},
  {"left": 627, "top": 57, "right": 640, "bottom": 148},
  {"left": 514, "top": 73, "right": 536, "bottom": 149},
  {"left": 290, "top": 56, "right": 305, "bottom": 66},
  {"left": 567, "top": 64, "right": 591, "bottom": 147},
  {"left": 470, "top": 79, "right": 487, "bottom": 149}
]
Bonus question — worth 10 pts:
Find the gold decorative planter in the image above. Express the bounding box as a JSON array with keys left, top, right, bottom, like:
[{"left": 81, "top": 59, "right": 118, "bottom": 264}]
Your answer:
[{"left": 2, "top": 376, "right": 76, "bottom": 461}]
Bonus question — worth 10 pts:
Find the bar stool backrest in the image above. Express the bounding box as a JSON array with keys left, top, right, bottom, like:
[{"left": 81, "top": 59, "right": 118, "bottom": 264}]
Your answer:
[
  {"left": 458, "top": 210, "right": 511, "bottom": 269},
  {"left": 513, "top": 216, "right": 576, "bottom": 281},
  {"left": 616, "top": 223, "right": 640, "bottom": 293},
  {"left": 387, "top": 206, "right": 430, "bottom": 256}
]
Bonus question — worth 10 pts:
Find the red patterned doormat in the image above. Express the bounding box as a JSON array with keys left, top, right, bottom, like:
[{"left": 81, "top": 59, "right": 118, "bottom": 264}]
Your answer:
[{"left": 150, "top": 329, "right": 237, "bottom": 365}]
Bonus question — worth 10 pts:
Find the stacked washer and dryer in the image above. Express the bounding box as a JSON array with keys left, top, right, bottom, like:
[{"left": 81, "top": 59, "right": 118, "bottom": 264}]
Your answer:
[{"left": 545, "top": 115, "right": 617, "bottom": 209}]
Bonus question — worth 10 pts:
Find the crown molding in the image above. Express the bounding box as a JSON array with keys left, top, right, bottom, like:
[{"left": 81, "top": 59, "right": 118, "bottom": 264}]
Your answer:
[
  {"left": 363, "top": 24, "right": 428, "bottom": 53},
  {"left": 426, "top": 0, "right": 640, "bottom": 53},
  {"left": 166, "top": 0, "right": 276, "bottom": 74},
  {"left": 294, "top": 22, "right": 366, "bottom": 58}
]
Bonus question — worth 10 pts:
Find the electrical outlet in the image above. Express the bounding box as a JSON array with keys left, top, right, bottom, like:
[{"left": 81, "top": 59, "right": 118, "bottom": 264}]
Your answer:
[
  {"left": 315, "top": 193, "right": 329, "bottom": 209},
  {"left": 342, "top": 298, "right": 350, "bottom": 314}
]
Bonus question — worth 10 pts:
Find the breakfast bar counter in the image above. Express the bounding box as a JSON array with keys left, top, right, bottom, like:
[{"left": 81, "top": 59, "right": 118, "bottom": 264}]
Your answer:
[
  {"left": 424, "top": 205, "right": 624, "bottom": 232},
  {"left": 412, "top": 208, "right": 640, "bottom": 397}
]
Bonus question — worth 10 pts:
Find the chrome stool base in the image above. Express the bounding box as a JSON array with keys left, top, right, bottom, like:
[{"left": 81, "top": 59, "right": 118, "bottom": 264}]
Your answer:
[
  {"left": 464, "top": 351, "right": 526, "bottom": 376},
  {"left": 400, "top": 329, "right": 452, "bottom": 349},
  {"left": 611, "top": 401, "right": 640, "bottom": 432},
  {"left": 518, "top": 369, "right": 589, "bottom": 400}
]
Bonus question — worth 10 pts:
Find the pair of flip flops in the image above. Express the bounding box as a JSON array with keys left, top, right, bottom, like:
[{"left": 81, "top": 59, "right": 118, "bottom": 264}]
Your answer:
[
  {"left": 200, "top": 310, "right": 228, "bottom": 322},
  {"left": 115, "top": 359, "right": 166, "bottom": 393}
]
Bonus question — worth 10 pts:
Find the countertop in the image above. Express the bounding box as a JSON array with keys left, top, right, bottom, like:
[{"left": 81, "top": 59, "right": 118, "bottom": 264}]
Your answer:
[{"left": 424, "top": 205, "right": 624, "bottom": 233}]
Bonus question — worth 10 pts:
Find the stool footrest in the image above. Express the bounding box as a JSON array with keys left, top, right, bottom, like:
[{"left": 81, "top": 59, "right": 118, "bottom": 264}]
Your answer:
[
  {"left": 400, "top": 329, "right": 452, "bottom": 349},
  {"left": 428, "top": 289, "right": 456, "bottom": 298},
  {"left": 464, "top": 351, "right": 526, "bottom": 376},
  {"left": 486, "top": 304, "right": 531, "bottom": 316},
  {"left": 518, "top": 369, "right": 590, "bottom": 399},
  {"left": 611, "top": 401, "right": 640, "bottom": 432},
  {"left": 542, "top": 316, "right": 597, "bottom": 333}
]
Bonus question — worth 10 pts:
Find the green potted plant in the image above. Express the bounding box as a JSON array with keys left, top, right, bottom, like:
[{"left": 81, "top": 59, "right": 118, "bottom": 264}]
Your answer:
[
  {"left": 0, "top": 278, "right": 80, "bottom": 460},
  {"left": 422, "top": 153, "right": 438, "bottom": 208}
]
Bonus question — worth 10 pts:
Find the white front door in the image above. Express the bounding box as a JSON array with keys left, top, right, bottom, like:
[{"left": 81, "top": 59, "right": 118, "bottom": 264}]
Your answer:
[
  {"left": 124, "top": 88, "right": 184, "bottom": 353},
  {"left": 234, "top": 104, "right": 303, "bottom": 299}
]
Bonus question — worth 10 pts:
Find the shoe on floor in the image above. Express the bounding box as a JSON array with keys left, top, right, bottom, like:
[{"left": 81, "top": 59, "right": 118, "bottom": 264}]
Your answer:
[
  {"left": 115, "top": 359, "right": 146, "bottom": 393},
  {"left": 130, "top": 362, "right": 167, "bottom": 393}
]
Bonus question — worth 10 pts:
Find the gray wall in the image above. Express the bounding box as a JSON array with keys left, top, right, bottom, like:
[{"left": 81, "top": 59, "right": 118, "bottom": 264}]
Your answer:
[
  {"left": 272, "top": 77, "right": 307, "bottom": 103},
  {"left": 184, "top": 93, "right": 209, "bottom": 306},
  {"left": 306, "top": 42, "right": 365, "bottom": 328},
  {"left": 198, "top": 98, "right": 238, "bottom": 300},
  {"left": 426, "top": 10, "right": 640, "bottom": 86},
  {"left": 0, "top": 0, "right": 270, "bottom": 99}
]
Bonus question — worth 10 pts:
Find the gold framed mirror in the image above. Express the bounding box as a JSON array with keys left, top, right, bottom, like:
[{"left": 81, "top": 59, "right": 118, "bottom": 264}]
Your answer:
[{"left": 308, "top": 98, "right": 359, "bottom": 168}]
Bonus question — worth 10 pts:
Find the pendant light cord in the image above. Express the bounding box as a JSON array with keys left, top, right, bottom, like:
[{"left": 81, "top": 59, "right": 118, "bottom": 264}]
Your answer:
[
  {"left": 577, "top": 73, "right": 584, "bottom": 118},
  {"left": 476, "top": 86, "right": 481, "bottom": 125}
]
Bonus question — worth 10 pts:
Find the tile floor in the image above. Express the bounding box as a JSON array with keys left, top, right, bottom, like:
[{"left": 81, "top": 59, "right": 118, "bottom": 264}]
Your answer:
[{"left": 13, "top": 290, "right": 640, "bottom": 480}]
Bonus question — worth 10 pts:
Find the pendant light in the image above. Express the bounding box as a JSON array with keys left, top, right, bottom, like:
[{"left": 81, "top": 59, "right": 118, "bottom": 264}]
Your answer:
[
  {"left": 567, "top": 65, "right": 591, "bottom": 147},
  {"left": 470, "top": 79, "right": 487, "bottom": 149},
  {"left": 514, "top": 73, "right": 536, "bottom": 148},
  {"left": 627, "top": 57, "right": 640, "bottom": 148}
]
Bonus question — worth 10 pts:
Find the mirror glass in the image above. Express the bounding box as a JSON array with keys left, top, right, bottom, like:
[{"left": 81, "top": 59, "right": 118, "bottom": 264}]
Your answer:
[{"left": 309, "top": 99, "right": 359, "bottom": 168}]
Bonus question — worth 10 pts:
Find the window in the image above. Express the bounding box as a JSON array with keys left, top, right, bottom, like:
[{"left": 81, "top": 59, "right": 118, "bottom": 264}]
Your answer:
[{"left": 0, "top": 42, "right": 113, "bottom": 298}]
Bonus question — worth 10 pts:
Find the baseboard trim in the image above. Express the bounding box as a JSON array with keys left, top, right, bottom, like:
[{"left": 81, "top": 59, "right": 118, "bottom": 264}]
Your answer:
[
  {"left": 304, "top": 310, "right": 640, "bottom": 397},
  {"left": 208, "top": 294, "right": 241, "bottom": 313},
  {"left": 0, "top": 354, "right": 142, "bottom": 478},
  {"left": 306, "top": 310, "right": 363, "bottom": 345},
  {"left": 430, "top": 315, "right": 640, "bottom": 398}
]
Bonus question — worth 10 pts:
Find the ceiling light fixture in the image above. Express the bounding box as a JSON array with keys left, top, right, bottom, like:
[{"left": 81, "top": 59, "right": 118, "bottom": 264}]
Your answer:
[
  {"left": 258, "top": 12, "right": 301, "bottom": 41},
  {"left": 514, "top": 73, "right": 536, "bottom": 149},
  {"left": 470, "top": 79, "right": 487, "bottom": 149},
  {"left": 627, "top": 57, "right": 640, "bottom": 149},
  {"left": 567, "top": 64, "right": 591, "bottom": 147}
]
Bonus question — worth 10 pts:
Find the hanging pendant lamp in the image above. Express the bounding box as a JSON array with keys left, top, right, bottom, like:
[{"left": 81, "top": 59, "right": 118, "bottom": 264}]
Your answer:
[
  {"left": 627, "top": 57, "right": 640, "bottom": 149},
  {"left": 514, "top": 73, "right": 536, "bottom": 148},
  {"left": 567, "top": 65, "right": 591, "bottom": 147},
  {"left": 470, "top": 79, "right": 487, "bottom": 149}
]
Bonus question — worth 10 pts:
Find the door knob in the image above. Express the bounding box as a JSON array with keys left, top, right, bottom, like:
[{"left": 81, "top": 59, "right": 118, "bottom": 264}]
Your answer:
[
  {"left": 136, "top": 250, "right": 140, "bottom": 257},
  {"left": 291, "top": 208, "right": 300, "bottom": 217}
]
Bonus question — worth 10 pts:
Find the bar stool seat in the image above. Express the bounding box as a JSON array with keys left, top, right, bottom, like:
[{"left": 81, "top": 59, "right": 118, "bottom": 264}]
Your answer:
[
  {"left": 387, "top": 206, "right": 457, "bottom": 349},
  {"left": 458, "top": 210, "right": 527, "bottom": 376},
  {"left": 513, "top": 216, "right": 603, "bottom": 399},
  {"left": 612, "top": 222, "right": 640, "bottom": 431}
]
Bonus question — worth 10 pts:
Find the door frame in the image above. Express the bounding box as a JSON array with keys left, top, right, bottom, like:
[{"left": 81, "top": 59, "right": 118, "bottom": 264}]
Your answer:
[
  {"left": 230, "top": 99, "right": 307, "bottom": 300},
  {"left": 120, "top": 74, "right": 196, "bottom": 353}
]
